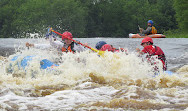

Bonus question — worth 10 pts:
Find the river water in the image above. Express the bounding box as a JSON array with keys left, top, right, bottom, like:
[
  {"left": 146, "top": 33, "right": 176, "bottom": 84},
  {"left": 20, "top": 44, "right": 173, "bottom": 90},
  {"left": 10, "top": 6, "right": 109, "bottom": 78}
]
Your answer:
[{"left": 0, "top": 37, "right": 188, "bottom": 110}]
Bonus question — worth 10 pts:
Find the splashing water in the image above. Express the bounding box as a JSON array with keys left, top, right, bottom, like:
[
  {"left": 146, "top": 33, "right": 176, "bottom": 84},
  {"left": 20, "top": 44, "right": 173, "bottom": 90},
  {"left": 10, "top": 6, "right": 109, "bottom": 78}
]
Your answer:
[{"left": 0, "top": 39, "right": 188, "bottom": 110}]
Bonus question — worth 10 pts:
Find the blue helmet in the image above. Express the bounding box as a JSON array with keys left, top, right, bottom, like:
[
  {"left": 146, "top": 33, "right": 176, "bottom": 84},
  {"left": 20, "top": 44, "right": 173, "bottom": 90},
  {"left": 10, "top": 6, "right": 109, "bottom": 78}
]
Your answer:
[
  {"left": 148, "top": 20, "right": 154, "bottom": 25},
  {"left": 95, "top": 41, "right": 107, "bottom": 50}
]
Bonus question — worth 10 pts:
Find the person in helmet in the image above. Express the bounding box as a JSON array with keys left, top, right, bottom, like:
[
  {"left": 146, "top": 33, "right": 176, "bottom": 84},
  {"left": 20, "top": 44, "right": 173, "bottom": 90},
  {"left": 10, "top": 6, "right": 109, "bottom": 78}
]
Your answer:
[
  {"left": 100, "top": 44, "right": 114, "bottom": 51},
  {"left": 136, "top": 37, "right": 166, "bottom": 71},
  {"left": 59, "top": 31, "right": 85, "bottom": 53},
  {"left": 95, "top": 41, "right": 107, "bottom": 50},
  {"left": 95, "top": 41, "right": 127, "bottom": 53},
  {"left": 139, "top": 20, "right": 157, "bottom": 35},
  {"left": 26, "top": 30, "right": 85, "bottom": 53},
  {"left": 46, "top": 31, "right": 85, "bottom": 53},
  {"left": 95, "top": 41, "right": 115, "bottom": 52}
]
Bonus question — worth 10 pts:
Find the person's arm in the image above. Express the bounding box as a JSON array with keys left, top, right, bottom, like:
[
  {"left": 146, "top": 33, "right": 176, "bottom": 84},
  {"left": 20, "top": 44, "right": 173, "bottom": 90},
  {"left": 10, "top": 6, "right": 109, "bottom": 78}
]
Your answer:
[
  {"left": 49, "top": 35, "right": 64, "bottom": 50},
  {"left": 136, "top": 48, "right": 145, "bottom": 55},
  {"left": 73, "top": 43, "right": 87, "bottom": 53},
  {"left": 26, "top": 42, "right": 52, "bottom": 49},
  {"left": 142, "top": 27, "right": 152, "bottom": 35}
]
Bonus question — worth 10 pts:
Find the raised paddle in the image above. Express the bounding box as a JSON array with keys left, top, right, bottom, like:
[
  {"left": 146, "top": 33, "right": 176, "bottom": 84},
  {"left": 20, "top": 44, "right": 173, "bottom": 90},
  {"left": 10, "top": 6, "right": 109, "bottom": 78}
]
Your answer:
[
  {"left": 138, "top": 25, "right": 144, "bottom": 33},
  {"left": 51, "top": 29, "right": 105, "bottom": 56},
  {"left": 138, "top": 25, "right": 141, "bottom": 30}
]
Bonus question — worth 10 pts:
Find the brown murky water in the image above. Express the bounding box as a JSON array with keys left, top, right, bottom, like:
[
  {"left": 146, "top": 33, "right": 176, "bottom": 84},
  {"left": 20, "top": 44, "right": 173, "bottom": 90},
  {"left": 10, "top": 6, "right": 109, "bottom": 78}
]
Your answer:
[{"left": 0, "top": 38, "right": 187, "bottom": 110}]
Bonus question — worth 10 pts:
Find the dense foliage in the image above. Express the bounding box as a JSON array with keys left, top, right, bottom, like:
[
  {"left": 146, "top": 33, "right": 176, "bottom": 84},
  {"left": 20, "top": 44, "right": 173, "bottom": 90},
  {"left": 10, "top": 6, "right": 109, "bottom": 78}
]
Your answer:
[
  {"left": 0, "top": 0, "right": 187, "bottom": 38},
  {"left": 173, "top": 0, "right": 188, "bottom": 32}
]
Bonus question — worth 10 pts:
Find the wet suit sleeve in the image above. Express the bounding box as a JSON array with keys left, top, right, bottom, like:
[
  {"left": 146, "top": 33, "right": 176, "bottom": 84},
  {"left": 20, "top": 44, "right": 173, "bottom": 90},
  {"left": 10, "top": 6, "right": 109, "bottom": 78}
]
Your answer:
[
  {"left": 49, "top": 35, "right": 64, "bottom": 51},
  {"left": 142, "top": 27, "right": 152, "bottom": 35}
]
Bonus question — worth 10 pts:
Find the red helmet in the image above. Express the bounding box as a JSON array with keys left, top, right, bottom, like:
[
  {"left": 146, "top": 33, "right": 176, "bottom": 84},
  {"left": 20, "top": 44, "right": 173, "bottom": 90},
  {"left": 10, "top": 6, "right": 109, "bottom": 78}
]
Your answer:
[
  {"left": 62, "top": 31, "right": 73, "bottom": 40},
  {"left": 100, "top": 44, "right": 113, "bottom": 51},
  {"left": 141, "top": 37, "right": 153, "bottom": 45}
]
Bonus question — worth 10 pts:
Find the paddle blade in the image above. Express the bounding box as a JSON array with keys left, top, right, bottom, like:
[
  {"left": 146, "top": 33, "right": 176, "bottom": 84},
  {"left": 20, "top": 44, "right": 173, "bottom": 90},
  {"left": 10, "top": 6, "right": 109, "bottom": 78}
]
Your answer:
[
  {"left": 90, "top": 48, "right": 105, "bottom": 56},
  {"left": 98, "top": 50, "right": 105, "bottom": 56}
]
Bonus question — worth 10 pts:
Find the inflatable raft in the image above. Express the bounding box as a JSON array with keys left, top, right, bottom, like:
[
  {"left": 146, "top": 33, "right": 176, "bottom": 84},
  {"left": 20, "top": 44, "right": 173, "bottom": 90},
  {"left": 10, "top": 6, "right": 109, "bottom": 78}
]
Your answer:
[
  {"left": 129, "top": 33, "right": 166, "bottom": 38},
  {"left": 6, "top": 55, "right": 175, "bottom": 77},
  {"left": 6, "top": 55, "right": 58, "bottom": 74}
]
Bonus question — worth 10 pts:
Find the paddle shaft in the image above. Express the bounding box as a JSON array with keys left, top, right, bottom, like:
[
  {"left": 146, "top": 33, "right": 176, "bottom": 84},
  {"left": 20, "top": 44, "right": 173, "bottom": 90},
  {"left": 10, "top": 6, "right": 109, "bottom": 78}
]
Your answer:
[
  {"left": 51, "top": 30, "right": 100, "bottom": 53},
  {"left": 138, "top": 25, "right": 141, "bottom": 29}
]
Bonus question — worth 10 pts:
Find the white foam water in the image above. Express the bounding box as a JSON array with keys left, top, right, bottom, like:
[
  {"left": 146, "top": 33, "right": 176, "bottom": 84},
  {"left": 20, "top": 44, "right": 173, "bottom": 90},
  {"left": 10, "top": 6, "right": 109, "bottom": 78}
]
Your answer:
[{"left": 0, "top": 38, "right": 187, "bottom": 110}]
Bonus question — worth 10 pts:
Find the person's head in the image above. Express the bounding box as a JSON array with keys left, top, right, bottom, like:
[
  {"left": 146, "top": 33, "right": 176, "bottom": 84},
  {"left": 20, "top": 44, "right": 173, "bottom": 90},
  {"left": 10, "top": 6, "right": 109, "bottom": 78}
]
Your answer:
[
  {"left": 62, "top": 31, "right": 73, "bottom": 45},
  {"left": 100, "top": 44, "right": 113, "bottom": 51},
  {"left": 95, "top": 41, "right": 107, "bottom": 50},
  {"left": 147, "top": 20, "right": 153, "bottom": 26},
  {"left": 141, "top": 37, "right": 153, "bottom": 47}
]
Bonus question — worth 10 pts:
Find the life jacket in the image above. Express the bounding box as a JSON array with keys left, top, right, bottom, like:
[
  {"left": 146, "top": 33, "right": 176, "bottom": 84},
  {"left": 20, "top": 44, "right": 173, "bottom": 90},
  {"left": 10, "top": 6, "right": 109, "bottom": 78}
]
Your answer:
[
  {"left": 150, "top": 26, "right": 157, "bottom": 34},
  {"left": 62, "top": 42, "right": 76, "bottom": 53},
  {"left": 146, "top": 45, "right": 167, "bottom": 70}
]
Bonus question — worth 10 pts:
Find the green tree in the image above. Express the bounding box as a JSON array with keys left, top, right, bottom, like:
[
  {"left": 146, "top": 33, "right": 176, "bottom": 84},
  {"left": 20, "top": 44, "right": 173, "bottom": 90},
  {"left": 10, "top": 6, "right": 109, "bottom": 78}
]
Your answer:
[
  {"left": 174, "top": 0, "right": 188, "bottom": 32},
  {"left": 0, "top": 0, "right": 27, "bottom": 38},
  {"left": 12, "top": 0, "right": 51, "bottom": 37},
  {"left": 155, "top": 0, "right": 177, "bottom": 33},
  {"left": 50, "top": 0, "right": 87, "bottom": 37},
  {"left": 0, "top": 0, "right": 185, "bottom": 38}
]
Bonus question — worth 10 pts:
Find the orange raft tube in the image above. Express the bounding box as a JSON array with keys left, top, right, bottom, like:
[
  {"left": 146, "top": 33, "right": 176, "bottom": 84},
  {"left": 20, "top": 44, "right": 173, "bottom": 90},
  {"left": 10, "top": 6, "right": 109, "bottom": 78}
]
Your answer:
[{"left": 129, "top": 33, "right": 166, "bottom": 38}]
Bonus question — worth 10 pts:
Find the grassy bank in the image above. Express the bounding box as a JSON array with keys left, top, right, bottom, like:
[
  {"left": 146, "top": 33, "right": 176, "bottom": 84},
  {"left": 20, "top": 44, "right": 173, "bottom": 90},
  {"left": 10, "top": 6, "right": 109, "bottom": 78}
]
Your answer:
[
  {"left": 164, "top": 30, "right": 188, "bottom": 38},
  {"left": 166, "top": 33, "right": 188, "bottom": 38}
]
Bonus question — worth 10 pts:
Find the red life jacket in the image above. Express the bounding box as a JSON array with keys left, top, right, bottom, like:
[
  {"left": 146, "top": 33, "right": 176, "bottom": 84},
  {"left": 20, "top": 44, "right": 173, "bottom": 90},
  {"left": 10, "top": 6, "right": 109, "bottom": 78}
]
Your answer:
[{"left": 142, "top": 45, "right": 166, "bottom": 70}]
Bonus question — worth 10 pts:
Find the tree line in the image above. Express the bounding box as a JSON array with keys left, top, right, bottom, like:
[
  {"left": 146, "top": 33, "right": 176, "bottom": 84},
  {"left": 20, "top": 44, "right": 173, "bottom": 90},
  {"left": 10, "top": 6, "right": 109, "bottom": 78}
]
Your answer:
[{"left": 0, "top": 0, "right": 187, "bottom": 38}]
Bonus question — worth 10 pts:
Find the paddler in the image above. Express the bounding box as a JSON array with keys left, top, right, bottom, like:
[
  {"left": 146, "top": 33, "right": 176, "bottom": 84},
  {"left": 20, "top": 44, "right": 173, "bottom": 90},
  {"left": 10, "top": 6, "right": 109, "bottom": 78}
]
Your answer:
[
  {"left": 26, "top": 29, "right": 86, "bottom": 53},
  {"left": 136, "top": 37, "right": 167, "bottom": 71},
  {"left": 139, "top": 20, "right": 157, "bottom": 36},
  {"left": 53, "top": 31, "right": 86, "bottom": 53},
  {"left": 95, "top": 41, "right": 127, "bottom": 53}
]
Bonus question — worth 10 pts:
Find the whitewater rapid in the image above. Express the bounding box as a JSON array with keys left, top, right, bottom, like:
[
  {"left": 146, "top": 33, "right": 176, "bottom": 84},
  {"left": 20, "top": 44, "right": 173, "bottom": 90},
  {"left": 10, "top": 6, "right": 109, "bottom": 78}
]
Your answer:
[{"left": 0, "top": 38, "right": 187, "bottom": 110}]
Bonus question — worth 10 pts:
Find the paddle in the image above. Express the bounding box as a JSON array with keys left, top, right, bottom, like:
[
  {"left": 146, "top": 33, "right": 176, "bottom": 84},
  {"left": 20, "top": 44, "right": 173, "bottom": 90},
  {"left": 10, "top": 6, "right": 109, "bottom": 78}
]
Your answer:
[
  {"left": 138, "top": 25, "right": 144, "bottom": 34},
  {"left": 51, "top": 29, "right": 105, "bottom": 56},
  {"left": 138, "top": 25, "right": 141, "bottom": 30}
]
